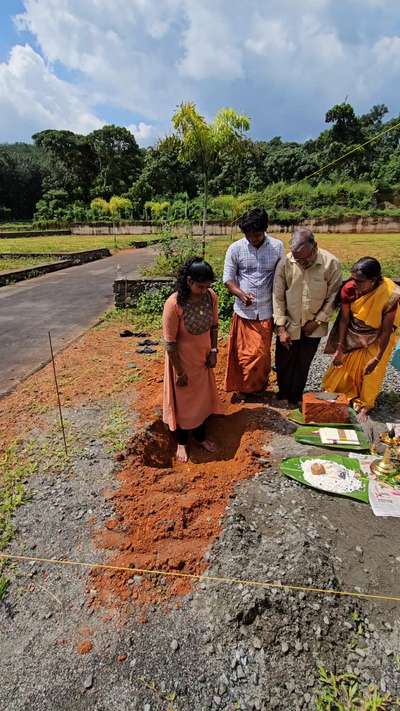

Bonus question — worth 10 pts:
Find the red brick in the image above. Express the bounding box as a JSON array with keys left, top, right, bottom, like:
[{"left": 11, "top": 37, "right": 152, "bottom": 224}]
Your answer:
[{"left": 303, "top": 392, "right": 349, "bottom": 424}]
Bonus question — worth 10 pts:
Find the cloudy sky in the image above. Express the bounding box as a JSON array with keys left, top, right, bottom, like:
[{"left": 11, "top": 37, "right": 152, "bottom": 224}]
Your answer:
[{"left": 0, "top": 0, "right": 399, "bottom": 146}]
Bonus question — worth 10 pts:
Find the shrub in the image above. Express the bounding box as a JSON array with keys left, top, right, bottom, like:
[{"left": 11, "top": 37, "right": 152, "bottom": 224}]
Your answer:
[
  {"left": 109, "top": 195, "right": 133, "bottom": 218},
  {"left": 135, "top": 284, "right": 175, "bottom": 316},
  {"left": 144, "top": 227, "right": 199, "bottom": 277},
  {"left": 90, "top": 197, "right": 110, "bottom": 216},
  {"left": 212, "top": 279, "right": 234, "bottom": 322},
  {"left": 144, "top": 200, "right": 170, "bottom": 221}
]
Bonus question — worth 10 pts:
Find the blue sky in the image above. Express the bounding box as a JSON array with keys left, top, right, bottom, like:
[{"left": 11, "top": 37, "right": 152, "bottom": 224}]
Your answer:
[{"left": 1, "top": 0, "right": 399, "bottom": 146}]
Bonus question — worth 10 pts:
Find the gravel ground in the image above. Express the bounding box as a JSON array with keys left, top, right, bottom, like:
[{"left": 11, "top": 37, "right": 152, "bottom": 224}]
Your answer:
[{"left": 1, "top": 357, "right": 400, "bottom": 710}]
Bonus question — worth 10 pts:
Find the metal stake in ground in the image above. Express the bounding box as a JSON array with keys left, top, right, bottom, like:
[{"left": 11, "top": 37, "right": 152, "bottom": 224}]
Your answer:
[{"left": 48, "top": 331, "right": 68, "bottom": 456}]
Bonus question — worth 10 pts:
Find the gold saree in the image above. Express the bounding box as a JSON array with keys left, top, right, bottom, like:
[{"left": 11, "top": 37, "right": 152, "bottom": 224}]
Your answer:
[{"left": 323, "top": 277, "right": 400, "bottom": 409}]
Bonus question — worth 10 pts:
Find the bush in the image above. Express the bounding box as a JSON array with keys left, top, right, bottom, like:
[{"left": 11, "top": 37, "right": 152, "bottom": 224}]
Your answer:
[
  {"left": 109, "top": 195, "right": 133, "bottom": 218},
  {"left": 144, "top": 200, "right": 170, "bottom": 221},
  {"left": 135, "top": 284, "right": 175, "bottom": 316},
  {"left": 212, "top": 279, "right": 234, "bottom": 322},
  {"left": 144, "top": 227, "right": 199, "bottom": 277}
]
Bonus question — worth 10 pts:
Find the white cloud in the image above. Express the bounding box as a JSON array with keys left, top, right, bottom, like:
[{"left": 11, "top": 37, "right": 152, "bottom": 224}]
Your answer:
[
  {"left": 3, "top": 0, "right": 400, "bottom": 143},
  {"left": 373, "top": 35, "right": 400, "bottom": 68},
  {"left": 178, "top": 1, "right": 243, "bottom": 80},
  {"left": 245, "top": 18, "right": 295, "bottom": 56},
  {"left": 127, "top": 121, "right": 157, "bottom": 146},
  {"left": 0, "top": 44, "right": 102, "bottom": 141}
]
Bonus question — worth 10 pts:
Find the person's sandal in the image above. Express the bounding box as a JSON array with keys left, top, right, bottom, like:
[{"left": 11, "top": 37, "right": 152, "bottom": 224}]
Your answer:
[{"left": 136, "top": 347, "right": 157, "bottom": 354}]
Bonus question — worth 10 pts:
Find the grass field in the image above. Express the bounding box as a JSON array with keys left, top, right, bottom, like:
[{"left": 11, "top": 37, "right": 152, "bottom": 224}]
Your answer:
[
  {"left": 205, "top": 233, "right": 400, "bottom": 277},
  {"left": 0, "top": 256, "right": 59, "bottom": 272},
  {"left": 0, "top": 233, "right": 159, "bottom": 253},
  {"left": 0, "top": 232, "right": 399, "bottom": 277}
]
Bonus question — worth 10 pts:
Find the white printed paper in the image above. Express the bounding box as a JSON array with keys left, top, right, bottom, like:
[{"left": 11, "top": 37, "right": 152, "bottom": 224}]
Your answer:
[
  {"left": 319, "top": 428, "right": 359, "bottom": 445},
  {"left": 368, "top": 479, "right": 400, "bottom": 517}
]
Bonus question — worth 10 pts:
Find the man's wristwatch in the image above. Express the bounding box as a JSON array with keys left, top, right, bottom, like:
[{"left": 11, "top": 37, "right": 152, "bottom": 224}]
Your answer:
[
  {"left": 210, "top": 348, "right": 218, "bottom": 353},
  {"left": 315, "top": 319, "right": 323, "bottom": 326}
]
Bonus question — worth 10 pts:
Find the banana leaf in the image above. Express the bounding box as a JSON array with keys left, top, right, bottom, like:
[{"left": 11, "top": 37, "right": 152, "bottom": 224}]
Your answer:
[
  {"left": 288, "top": 407, "right": 359, "bottom": 427},
  {"left": 294, "top": 425, "right": 370, "bottom": 451},
  {"left": 280, "top": 454, "right": 369, "bottom": 502}
]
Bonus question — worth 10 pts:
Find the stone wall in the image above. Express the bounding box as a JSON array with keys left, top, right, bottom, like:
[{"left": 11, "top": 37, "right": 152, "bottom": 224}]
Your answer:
[
  {"left": 114, "top": 277, "right": 175, "bottom": 308},
  {"left": 74, "top": 216, "right": 400, "bottom": 236},
  {"left": 0, "top": 248, "right": 110, "bottom": 263},
  {"left": 286, "top": 216, "right": 400, "bottom": 234},
  {"left": 0, "top": 260, "right": 73, "bottom": 287},
  {"left": 0, "top": 248, "right": 111, "bottom": 287}
]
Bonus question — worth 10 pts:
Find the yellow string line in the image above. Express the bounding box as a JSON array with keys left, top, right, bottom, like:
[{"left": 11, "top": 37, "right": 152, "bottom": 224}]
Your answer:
[{"left": 1, "top": 552, "right": 399, "bottom": 603}]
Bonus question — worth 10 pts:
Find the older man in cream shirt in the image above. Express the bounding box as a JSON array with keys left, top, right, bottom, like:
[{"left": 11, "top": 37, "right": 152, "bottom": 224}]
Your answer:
[{"left": 273, "top": 228, "right": 342, "bottom": 406}]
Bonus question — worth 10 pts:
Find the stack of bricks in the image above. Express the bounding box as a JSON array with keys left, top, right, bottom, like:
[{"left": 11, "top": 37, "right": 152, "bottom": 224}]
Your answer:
[{"left": 302, "top": 392, "right": 349, "bottom": 424}]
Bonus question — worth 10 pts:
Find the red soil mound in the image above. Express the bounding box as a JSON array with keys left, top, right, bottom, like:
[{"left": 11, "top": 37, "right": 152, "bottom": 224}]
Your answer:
[{"left": 91, "top": 343, "right": 275, "bottom": 610}]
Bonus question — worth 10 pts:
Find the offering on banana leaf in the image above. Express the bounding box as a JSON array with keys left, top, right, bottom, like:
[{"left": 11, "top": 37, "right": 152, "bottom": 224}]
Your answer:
[{"left": 301, "top": 459, "right": 363, "bottom": 494}]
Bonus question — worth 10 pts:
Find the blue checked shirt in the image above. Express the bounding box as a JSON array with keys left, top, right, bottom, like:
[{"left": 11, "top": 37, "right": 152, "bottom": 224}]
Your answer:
[{"left": 223, "top": 235, "right": 284, "bottom": 320}]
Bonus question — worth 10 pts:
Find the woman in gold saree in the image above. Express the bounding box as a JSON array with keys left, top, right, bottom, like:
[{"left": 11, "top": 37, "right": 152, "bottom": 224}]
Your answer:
[{"left": 323, "top": 257, "right": 400, "bottom": 419}]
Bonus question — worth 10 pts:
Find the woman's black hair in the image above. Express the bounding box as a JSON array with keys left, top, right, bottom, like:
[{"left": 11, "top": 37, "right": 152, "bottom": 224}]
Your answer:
[
  {"left": 335, "top": 257, "right": 383, "bottom": 307},
  {"left": 238, "top": 207, "right": 268, "bottom": 233},
  {"left": 176, "top": 257, "right": 214, "bottom": 305},
  {"left": 351, "top": 256, "right": 382, "bottom": 282}
]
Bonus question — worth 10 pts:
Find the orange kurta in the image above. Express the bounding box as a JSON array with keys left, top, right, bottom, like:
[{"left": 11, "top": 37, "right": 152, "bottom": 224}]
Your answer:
[
  {"left": 224, "top": 314, "right": 273, "bottom": 393},
  {"left": 163, "top": 290, "right": 223, "bottom": 431}
]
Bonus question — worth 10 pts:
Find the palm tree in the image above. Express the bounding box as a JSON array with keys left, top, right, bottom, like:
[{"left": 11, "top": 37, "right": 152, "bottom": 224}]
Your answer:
[{"left": 172, "top": 103, "right": 250, "bottom": 256}]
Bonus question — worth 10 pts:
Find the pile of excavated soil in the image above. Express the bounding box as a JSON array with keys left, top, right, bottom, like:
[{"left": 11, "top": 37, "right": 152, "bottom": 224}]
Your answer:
[{"left": 91, "top": 343, "right": 280, "bottom": 610}]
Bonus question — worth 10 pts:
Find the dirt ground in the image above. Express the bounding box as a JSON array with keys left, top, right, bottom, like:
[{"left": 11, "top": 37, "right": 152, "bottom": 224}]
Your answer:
[{"left": 0, "top": 321, "right": 399, "bottom": 710}]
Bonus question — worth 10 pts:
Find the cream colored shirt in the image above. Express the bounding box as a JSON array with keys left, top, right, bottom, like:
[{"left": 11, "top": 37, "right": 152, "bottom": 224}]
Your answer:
[{"left": 273, "top": 248, "right": 342, "bottom": 340}]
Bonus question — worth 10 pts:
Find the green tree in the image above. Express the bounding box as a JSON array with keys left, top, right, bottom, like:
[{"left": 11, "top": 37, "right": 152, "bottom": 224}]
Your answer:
[
  {"left": 325, "top": 103, "right": 364, "bottom": 145},
  {"left": 32, "top": 129, "right": 96, "bottom": 202},
  {"left": 172, "top": 102, "right": 250, "bottom": 254},
  {"left": 0, "top": 143, "right": 47, "bottom": 219},
  {"left": 88, "top": 125, "right": 142, "bottom": 199}
]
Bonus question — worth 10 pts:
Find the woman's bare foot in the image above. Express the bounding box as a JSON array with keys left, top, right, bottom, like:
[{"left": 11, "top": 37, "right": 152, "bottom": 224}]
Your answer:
[
  {"left": 176, "top": 444, "right": 189, "bottom": 462},
  {"left": 198, "top": 439, "right": 217, "bottom": 453}
]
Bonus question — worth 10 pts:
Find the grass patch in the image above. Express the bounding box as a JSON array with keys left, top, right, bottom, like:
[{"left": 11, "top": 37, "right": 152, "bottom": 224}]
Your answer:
[
  {"left": 315, "top": 665, "right": 400, "bottom": 709},
  {"left": 205, "top": 233, "right": 400, "bottom": 278},
  {"left": 0, "top": 574, "right": 9, "bottom": 598},
  {"left": 0, "top": 445, "right": 37, "bottom": 599},
  {"left": 0, "top": 222, "right": 33, "bottom": 232},
  {"left": 100, "top": 404, "right": 132, "bottom": 453},
  {"left": 0, "top": 256, "right": 59, "bottom": 272},
  {"left": 0, "top": 233, "right": 160, "bottom": 254},
  {"left": 104, "top": 306, "right": 163, "bottom": 331}
]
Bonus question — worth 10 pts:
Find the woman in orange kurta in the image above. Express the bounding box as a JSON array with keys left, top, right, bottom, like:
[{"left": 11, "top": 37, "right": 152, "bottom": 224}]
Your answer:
[{"left": 163, "top": 257, "right": 223, "bottom": 462}]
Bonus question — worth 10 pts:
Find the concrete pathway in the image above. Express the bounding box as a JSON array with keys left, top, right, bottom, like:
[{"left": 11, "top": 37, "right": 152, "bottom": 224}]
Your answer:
[{"left": 0, "top": 248, "right": 155, "bottom": 397}]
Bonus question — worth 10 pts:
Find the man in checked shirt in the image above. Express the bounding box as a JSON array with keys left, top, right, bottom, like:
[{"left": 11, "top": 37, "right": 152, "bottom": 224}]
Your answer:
[{"left": 224, "top": 207, "right": 284, "bottom": 397}]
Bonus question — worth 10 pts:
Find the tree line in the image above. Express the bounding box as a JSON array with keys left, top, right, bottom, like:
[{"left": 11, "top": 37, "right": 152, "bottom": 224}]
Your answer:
[{"left": 0, "top": 102, "right": 400, "bottom": 224}]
